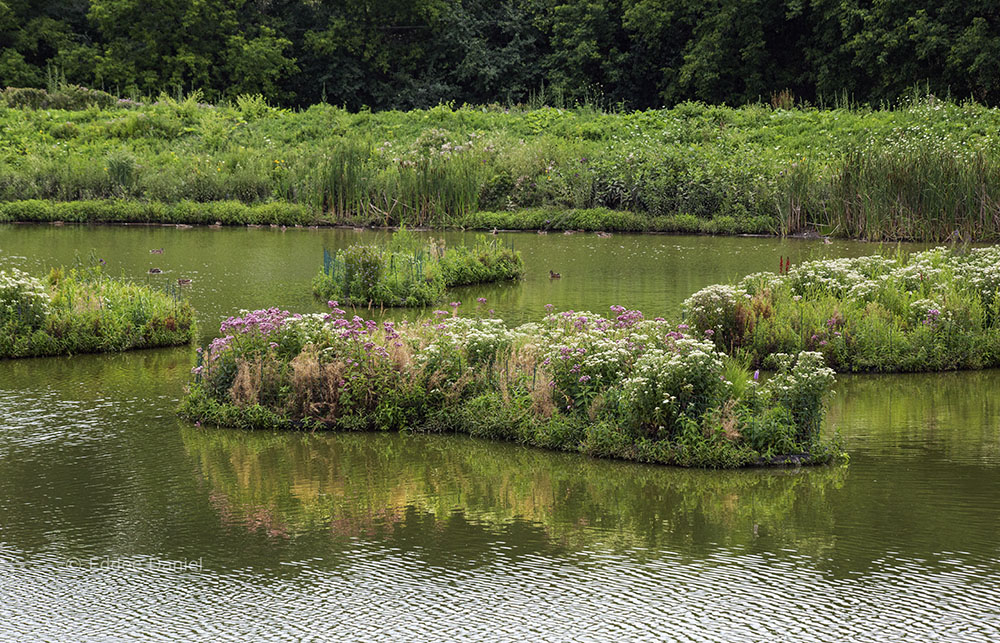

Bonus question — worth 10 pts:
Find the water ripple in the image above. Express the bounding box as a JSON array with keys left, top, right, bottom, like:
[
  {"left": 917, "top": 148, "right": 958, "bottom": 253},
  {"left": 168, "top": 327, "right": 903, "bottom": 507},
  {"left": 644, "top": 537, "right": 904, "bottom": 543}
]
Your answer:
[{"left": 2, "top": 546, "right": 999, "bottom": 642}]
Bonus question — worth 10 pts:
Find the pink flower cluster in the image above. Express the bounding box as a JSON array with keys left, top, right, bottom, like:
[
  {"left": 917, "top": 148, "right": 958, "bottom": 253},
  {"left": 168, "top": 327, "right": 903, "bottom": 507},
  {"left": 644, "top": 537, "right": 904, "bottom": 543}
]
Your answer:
[{"left": 220, "top": 308, "right": 299, "bottom": 336}]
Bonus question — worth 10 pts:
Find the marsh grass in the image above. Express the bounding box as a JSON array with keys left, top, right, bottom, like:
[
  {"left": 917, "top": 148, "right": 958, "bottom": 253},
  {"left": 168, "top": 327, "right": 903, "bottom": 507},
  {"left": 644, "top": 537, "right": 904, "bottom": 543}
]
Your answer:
[
  {"left": 180, "top": 306, "right": 842, "bottom": 469},
  {"left": 313, "top": 229, "right": 524, "bottom": 307},
  {"left": 3, "top": 96, "right": 1000, "bottom": 239},
  {"left": 0, "top": 264, "right": 195, "bottom": 358},
  {"left": 684, "top": 246, "right": 1000, "bottom": 372}
]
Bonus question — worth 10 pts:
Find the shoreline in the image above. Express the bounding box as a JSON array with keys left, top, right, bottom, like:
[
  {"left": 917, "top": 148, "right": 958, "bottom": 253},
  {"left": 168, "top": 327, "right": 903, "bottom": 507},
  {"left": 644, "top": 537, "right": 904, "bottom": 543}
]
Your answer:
[{"left": 0, "top": 199, "right": 895, "bottom": 242}]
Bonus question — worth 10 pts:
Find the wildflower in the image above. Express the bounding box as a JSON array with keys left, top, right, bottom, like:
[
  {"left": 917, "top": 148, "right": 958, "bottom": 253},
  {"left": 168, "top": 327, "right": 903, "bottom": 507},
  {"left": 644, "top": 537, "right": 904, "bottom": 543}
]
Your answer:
[
  {"left": 477, "top": 297, "right": 487, "bottom": 304},
  {"left": 753, "top": 370, "right": 760, "bottom": 381},
  {"left": 704, "top": 329, "right": 715, "bottom": 336},
  {"left": 579, "top": 375, "right": 591, "bottom": 383}
]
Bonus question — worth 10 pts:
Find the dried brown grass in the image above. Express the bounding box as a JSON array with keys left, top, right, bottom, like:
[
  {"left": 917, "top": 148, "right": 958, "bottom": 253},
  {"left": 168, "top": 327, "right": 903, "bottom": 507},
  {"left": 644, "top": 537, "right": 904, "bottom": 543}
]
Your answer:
[{"left": 287, "top": 350, "right": 348, "bottom": 422}]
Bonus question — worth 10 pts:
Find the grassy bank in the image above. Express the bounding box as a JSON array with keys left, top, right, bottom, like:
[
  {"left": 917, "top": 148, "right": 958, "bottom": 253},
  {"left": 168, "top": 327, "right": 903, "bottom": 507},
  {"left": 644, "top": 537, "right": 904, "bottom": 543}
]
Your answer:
[
  {"left": 2, "top": 95, "right": 999, "bottom": 240},
  {"left": 179, "top": 305, "right": 843, "bottom": 468},
  {"left": 313, "top": 229, "right": 524, "bottom": 307},
  {"left": 1, "top": 264, "right": 195, "bottom": 358},
  {"left": 684, "top": 246, "right": 1000, "bottom": 372}
]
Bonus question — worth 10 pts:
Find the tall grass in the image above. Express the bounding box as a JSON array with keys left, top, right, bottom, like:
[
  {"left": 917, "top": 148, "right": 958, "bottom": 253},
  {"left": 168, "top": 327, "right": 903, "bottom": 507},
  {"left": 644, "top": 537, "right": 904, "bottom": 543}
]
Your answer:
[
  {"left": 683, "top": 246, "right": 1000, "bottom": 372},
  {"left": 1, "top": 264, "right": 195, "bottom": 358},
  {"left": 822, "top": 147, "right": 1000, "bottom": 241},
  {"left": 180, "top": 305, "right": 843, "bottom": 468},
  {"left": 3, "top": 94, "right": 1000, "bottom": 239},
  {"left": 313, "top": 230, "right": 524, "bottom": 307}
]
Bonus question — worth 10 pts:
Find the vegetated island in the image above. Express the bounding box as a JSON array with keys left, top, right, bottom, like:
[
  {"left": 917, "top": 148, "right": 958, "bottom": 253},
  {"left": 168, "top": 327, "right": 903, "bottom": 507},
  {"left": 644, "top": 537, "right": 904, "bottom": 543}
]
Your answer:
[
  {"left": 1, "top": 264, "right": 195, "bottom": 358},
  {"left": 179, "top": 304, "right": 843, "bottom": 469},
  {"left": 1, "top": 89, "right": 999, "bottom": 242},
  {"left": 313, "top": 229, "right": 524, "bottom": 307},
  {"left": 684, "top": 246, "right": 1000, "bottom": 372}
]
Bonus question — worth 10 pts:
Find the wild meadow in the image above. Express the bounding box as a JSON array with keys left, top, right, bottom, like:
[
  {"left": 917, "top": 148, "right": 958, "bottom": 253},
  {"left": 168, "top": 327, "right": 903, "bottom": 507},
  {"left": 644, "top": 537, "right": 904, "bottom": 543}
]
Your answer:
[
  {"left": 0, "top": 263, "right": 195, "bottom": 358},
  {"left": 179, "top": 302, "right": 842, "bottom": 468},
  {"left": 2, "top": 91, "right": 1000, "bottom": 241},
  {"left": 313, "top": 228, "right": 523, "bottom": 307},
  {"left": 684, "top": 246, "right": 1000, "bottom": 372}
]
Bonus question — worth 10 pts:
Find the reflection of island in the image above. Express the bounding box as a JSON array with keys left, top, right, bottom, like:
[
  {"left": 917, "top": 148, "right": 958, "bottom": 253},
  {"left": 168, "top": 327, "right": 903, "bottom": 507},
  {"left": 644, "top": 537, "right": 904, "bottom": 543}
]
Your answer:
[
  {"left": 182, "top": 426, "right": 847, "bottom": 554},
  {"left": 829, "top": 370, "right": 1000, "bottom": 463}
]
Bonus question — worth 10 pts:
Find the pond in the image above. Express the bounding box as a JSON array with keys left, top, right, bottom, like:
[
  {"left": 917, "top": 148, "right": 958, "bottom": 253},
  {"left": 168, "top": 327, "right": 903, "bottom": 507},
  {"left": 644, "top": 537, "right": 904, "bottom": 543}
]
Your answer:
[{"left": 1, "top": 224, "right": 998, "bottom": 641}]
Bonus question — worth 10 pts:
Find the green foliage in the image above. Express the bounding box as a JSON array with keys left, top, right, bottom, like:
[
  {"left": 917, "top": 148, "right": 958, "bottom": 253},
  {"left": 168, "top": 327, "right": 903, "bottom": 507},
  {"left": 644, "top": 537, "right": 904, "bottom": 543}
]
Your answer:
[
  {"left": 0, "top": 264, "right": 195, "bottom": 358},
  {"left": 181, "top": 305, "right": 843, "bottom": 469},
  {"left": 313, "top": 230, "right": 523, "bottom": 307},
  {"left": 3, "top": 1, "right": 1000, "bottom": 109},
  {"left": 685, "top": 246, "right": 1000, "bottom": 373},
  {"left": 1, "top": 97, "right": 1000, "bottom": 240}
]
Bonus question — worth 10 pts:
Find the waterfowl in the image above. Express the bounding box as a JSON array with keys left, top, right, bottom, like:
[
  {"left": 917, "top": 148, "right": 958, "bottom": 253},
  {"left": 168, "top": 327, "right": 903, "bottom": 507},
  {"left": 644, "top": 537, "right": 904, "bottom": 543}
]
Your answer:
[
  {"left": 538, "top": 230, "right": 548, "bottom": 235},
  {"left": 549, "top": 270, "right": 561, "bottom": 279},
  {"left": 596, "top": 231, "right": 612, "bottom": 238},
  {"left": 823, "top": 237, "right": 832, "bottom": 245},
  {"left": 150, "top": 248, "right": 164, "bottom": 254},
  {"left": 563, "top": 230, "right": 574, "bottom": 235},
  {"left": 177, "top": 278, "right": 192, "bottom": 285},
  {"left": 149, "top": 268, "right": 162, "bottom": 274}
]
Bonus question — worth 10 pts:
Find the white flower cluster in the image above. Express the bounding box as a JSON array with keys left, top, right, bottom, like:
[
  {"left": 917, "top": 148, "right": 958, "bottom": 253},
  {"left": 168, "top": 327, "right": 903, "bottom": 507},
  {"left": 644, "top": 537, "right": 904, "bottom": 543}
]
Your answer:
[
  {"left": 0, "top": 267, "right": 51, "bottom": 328},
  {"left": 689, "top": 246, "right": 1000, "bottom": 338},
  {"left": 761, "top": 351, "right": 835, "bottom": 429},
  {"left": 620, "top": 337, "right": 724, "bottom": 415},
  {"left": 682, "top": 284, "right": 741, "bottom": 330}
]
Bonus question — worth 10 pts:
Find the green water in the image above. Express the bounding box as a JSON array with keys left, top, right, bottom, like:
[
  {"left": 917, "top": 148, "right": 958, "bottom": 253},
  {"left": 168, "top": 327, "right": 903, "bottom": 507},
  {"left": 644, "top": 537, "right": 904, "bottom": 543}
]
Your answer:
[{"left": 1, "top": 225, "right": 998, "bottom": 641}]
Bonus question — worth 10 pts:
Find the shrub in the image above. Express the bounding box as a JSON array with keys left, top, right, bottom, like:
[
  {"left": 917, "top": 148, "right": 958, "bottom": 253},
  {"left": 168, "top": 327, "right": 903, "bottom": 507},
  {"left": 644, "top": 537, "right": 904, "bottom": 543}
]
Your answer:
[
  {"left": 313, "top": 230, "right": 523, "bottom": 307},
  {"left": 0, "top": 265, "right": 195, "bottom": 358},
  {"left": 181, "top": 305, "right": 843, "bottom": 468},
  {"left": 687, "top": 246, "right": 1000, "bottom": 372},
  {"left": 0, "top": 268, "right": 50, "bottom": 331}
]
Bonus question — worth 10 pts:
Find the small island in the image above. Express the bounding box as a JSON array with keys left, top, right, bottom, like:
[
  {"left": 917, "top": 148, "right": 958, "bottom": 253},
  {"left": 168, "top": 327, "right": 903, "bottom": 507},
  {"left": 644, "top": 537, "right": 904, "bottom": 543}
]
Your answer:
[
  {"left": 1, "top": 265, "right": 195, "bottom": 358},
  {"left": 684, "top": 246, "right": 1000, "bottom": 372},
  {"left": 180, "top": 304, "right": 842, "bottom": 468},
  {"left": 313, "top": 229, "right": 524, "bottom": 307}
]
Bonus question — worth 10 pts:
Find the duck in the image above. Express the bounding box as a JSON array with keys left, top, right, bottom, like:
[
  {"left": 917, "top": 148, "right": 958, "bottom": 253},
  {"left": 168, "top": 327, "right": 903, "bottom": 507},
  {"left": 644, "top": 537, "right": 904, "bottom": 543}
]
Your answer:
[
  {"left": 177, "top": 278, "right": 192, "bottom": 285},
  {"left": 563, "top": 230, "right": 574, "bottom": 235},
  {"left": 823, "top": 237, "right": 832, "bottom": 245},
  {"left": 595, "top": 231, "right": 612, "bottom": 238},
  {"left": 538, "top": 230, "right": 548, "bottom": 235},
  {"left": 149, "top": 268, "right": 162, "bottom": 274},
  {"left": 549, "top": 270, "right": 561, "bottom": 279},
  {"left": 150, "top": 248, "right": 164, "bottom": 254}
]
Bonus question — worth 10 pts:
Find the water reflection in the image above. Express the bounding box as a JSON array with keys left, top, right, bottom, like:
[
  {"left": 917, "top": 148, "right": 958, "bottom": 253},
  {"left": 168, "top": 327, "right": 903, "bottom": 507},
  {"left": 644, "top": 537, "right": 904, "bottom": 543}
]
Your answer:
[
  {"left": 3, "top": 225, "right": 1000, "bottom": 640},
  {"left": 183, "top": 426, "right": 849, "bottom": 554}
]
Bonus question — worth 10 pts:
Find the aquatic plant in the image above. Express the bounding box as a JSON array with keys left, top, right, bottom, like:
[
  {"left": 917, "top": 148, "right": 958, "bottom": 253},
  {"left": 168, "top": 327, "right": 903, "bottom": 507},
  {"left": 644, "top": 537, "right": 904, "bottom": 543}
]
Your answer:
[
  {"left": 4, "top": 98, "right": 1000, "bottom": 240},
  {"left": 180, "top": 304, "right": 842, "bottom": 468},
  {"left": 684, "top": 246, "right": 1000, "bottom": 372},
  {"left": 0, "top": 265, "right": 195, "bottom": 358},
  {"left": 312, "top": 231, "right": 523, "bottom": 307}
]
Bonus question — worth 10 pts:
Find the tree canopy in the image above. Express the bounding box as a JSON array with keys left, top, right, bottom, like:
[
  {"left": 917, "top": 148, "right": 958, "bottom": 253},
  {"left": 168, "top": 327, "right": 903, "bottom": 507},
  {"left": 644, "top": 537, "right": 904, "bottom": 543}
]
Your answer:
[{"left": 1, "top": 0, "right": 998, "bottom": 109}]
